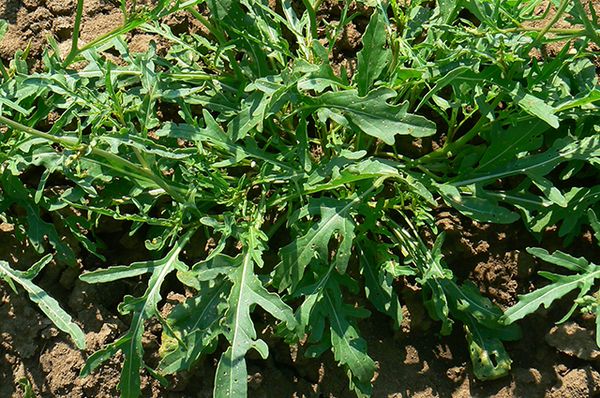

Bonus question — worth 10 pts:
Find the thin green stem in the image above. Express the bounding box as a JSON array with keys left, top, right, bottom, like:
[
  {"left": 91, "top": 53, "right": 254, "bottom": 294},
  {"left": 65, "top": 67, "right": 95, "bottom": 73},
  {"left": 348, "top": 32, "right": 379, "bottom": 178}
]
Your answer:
[
  {"left": 63, "top": 0, "right": 85, "bottom": 66},
  {"left": 0, "top": 114, "right": 79, "bottom": 147},
  {"left": 132, "top": 147, "right": 151, "bottom": 170},
  {"left": 0, "top": 60, "right": 9, "bottom": 81},
  {"left": 417, "top": 116, "right": 488, "bottom": 164},
  {"left": 446, "top": 106, "right": 459, "bottom": 145},
  {"left": 526, "top": 0, "right": 570, "bottom": 51},
  {"left": 506, "top": 27, "right": 588, "bottom": 35},
  {"left": 302, "top": 0, "right": 318, "bottom": 39},
  {"left": 417, "top": 96, "right": 502, "bottom": 164},
  {"left": 0, "top": 114, "right": 187, "bottom": 203}
]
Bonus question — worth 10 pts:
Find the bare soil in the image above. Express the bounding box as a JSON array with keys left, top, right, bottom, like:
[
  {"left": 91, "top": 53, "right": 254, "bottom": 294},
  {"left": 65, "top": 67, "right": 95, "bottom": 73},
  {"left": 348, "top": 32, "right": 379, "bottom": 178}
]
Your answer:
[
  {"left": 524, "top": 0, "right": 600, "bottom": 59},
  {"left": 2, "top": 2, "right": 600, "bottom": 398}
]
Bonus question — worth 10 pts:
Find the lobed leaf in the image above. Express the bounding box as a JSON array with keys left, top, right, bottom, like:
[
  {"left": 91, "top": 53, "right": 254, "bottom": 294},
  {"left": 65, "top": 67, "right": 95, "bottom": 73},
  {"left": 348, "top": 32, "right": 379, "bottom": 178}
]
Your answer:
[
  {"left": 274, "top": 198, "right": 357, "bottom": 291},
  {"left": 355, "top": 9, "right": 391, "bottom": 96},
  {"left": 0, "top": 255, "right": 86, "bottom": 349},
  {"left": 80, "top": 231, "right": 193, "bottom": 398},
  {"left": 309, "top": 88, "right": 437, "bottom": 145},
  {"left": 358, "top": 240, "right": 403, "bottom": 328},
  {"left": 214, "top": 227, "right": 296, "bottom": 398},
  {"left": 294, "top": 272, "right": 376, "bottom": 396},
  {"left": 503, "top": 248, "right": 600, "bottom": 325}
]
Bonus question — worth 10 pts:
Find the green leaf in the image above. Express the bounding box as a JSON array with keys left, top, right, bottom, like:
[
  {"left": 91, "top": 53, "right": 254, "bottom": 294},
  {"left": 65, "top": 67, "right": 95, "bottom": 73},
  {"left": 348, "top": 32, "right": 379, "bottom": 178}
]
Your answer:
[
  {"left": 463, "top": 322, "right": 513, "bottom": 380},
  {"left": 357, "top": 240, "right": 403, "bottom": 328},
  {"left": 476, "top": 120, "right": 547, "bottom": 173},
  {"left": 227, "top": 91, "right": 268, "bottom": 141},
  {"left": 295, "top": 273, "right": 376, "bottom": 396},
  {"left": 512, "top": 85, "right": 559, "bottom": 128},
  {"left": 392, "top": 225, "right": 519, "bottom": 380},
  {"left": 556, "top": 88, "right": 600, "bottom": 112},
  {"left": 589, "top": 209, "right": 600, "bottom": 244},
  {"left": 434, "top": 0, "right": 460, "bottom": 23},
  {"left": 156, "top": 111, "right": 247, "bottom": 161},
  {"left": 214, "top": 227, "right": 296, "bottom": 398},
  {"left": 529, "top": 175, "right": 567, "bottom": 207},
  {"left": 155, "top": 111, "right": 290, "bottom": 170},
  {"left": 159, "top": 279, "right": 229, "bottom": 374},
  {"left": 100, "top": 135, "right": 192, "bottom": 160},
  {"left": 309, "top": 88, "right": 436, "bottom": 145},
  {"left": 325, "top": 289, "right": 376, "bottom": 396},
  {"left": 503, "top": 248, "right": 600, "bottom": 324},
  {"left": 1, "top": 172, "right": 76, "bottom": 265},
  {"left": 80, "top": 231, "right": 193, "bottom": 398},
  {"left": 437, "top": 184, "right": 520, "bottom": 224},
  {"left": 80, "top": 253, "right": 187, "bottom": 284},
  {"left": 415, "top": 66, "right": 472, "bottom": 111},
  {"left": 527, "top": 248, "right": 591, "bottom": 273},
  {"left": 274, "top": 198, "right": 357, "bottom": 291},
  {"left": 503, "top": 273, "right": 588, "bottom": 323},
  {"left": 355, "top": 9, "right": 391, "bottom": 95},
  {"left": 442, "top": 280, "right": 520, "bottom": 380},
  {"left": 453, "top": 135, "right": 600, "bottom": 186},
  {"left": 0, "top": 255, "right": 86, "bottom": 349},
  {"left": 510, "top": 186, "right": 600, "bottom": 241},
  {"left": 296, "top": 59, "right": 347, "bottom": 92},
  {"left": 0, "top": 20, "right": 7, "bottom": 41}
]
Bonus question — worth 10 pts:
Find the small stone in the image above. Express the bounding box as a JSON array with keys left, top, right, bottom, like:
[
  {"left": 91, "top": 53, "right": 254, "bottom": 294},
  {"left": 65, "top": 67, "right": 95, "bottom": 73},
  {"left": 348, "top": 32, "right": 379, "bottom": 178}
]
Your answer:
[
  {"left": 0, "top": 223, "right": 14, "bottom": 232},
  {"left": 40, "top": 326, "right": 59, "bottom": 340},
  {"left": 446, "top": 366, "right": 465, "bottom": 382},
  {"left": 47, "top": 0, "right": 75, "bottom": 15},
  {"left": 247, "top": 372, "right": 263, "bottom": 390}
]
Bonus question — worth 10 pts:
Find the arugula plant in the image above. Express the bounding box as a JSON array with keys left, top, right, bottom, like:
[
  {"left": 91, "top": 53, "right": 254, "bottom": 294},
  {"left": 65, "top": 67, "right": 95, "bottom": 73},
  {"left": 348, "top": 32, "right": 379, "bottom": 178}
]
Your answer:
[
  {"left": 0, "top": 255, "right": 85, "bottom": 349},
  {"left": 503, "top": 209, "right": 600, "bottom": 346},
  {"left": 0, "top": 0, "right": 598, "bottom": 397}
]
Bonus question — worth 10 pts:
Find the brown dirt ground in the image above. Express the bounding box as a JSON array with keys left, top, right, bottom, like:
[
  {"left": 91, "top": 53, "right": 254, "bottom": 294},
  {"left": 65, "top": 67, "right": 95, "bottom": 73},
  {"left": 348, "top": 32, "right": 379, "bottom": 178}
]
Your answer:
[
  {"left": 0, "top": 0, "right": 205, "bottom": 70},
  {"left": 1, "top": 1, "right": 600, "bottom": 398},
  {"left": 524, "top": 0, "right": 600, "bottom": 59}
]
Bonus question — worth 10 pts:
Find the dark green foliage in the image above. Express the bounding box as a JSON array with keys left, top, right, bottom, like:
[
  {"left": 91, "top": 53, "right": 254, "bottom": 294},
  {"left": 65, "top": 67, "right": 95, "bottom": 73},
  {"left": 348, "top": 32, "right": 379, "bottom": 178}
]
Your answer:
[{"left": 0, "top": 0, "right": 598, "bottom": 397}]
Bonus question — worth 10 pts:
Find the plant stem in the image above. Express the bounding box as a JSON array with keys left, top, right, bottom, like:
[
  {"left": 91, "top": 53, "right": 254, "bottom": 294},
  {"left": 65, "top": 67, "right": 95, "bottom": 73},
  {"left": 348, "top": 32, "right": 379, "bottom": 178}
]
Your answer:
[
  {"left": 417, "top": 115, "right": 487, "bottom": 164},
  {"left": 63, "top": 0, "right": 85, "bottom": 66},
  {"left": 506, "top": 27, "right": 588, "bottom": 35},
  {"left": 526, "top": 0, "right": 570, "bottom": 51},
  {"left": 0, "top": 114, "right": 79, "bottom": 147},
  {"left": 302, "top": 0, "right": 318, "bottom": 39},
  {"left": 0, "top": 60, "right": 9, "bottom": 81},
  {"left": 0, "top": 114, "right": 187, "bottom": 202},
  {"left": 417, "top": 96, "right": 502, "bottom": 164}
]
